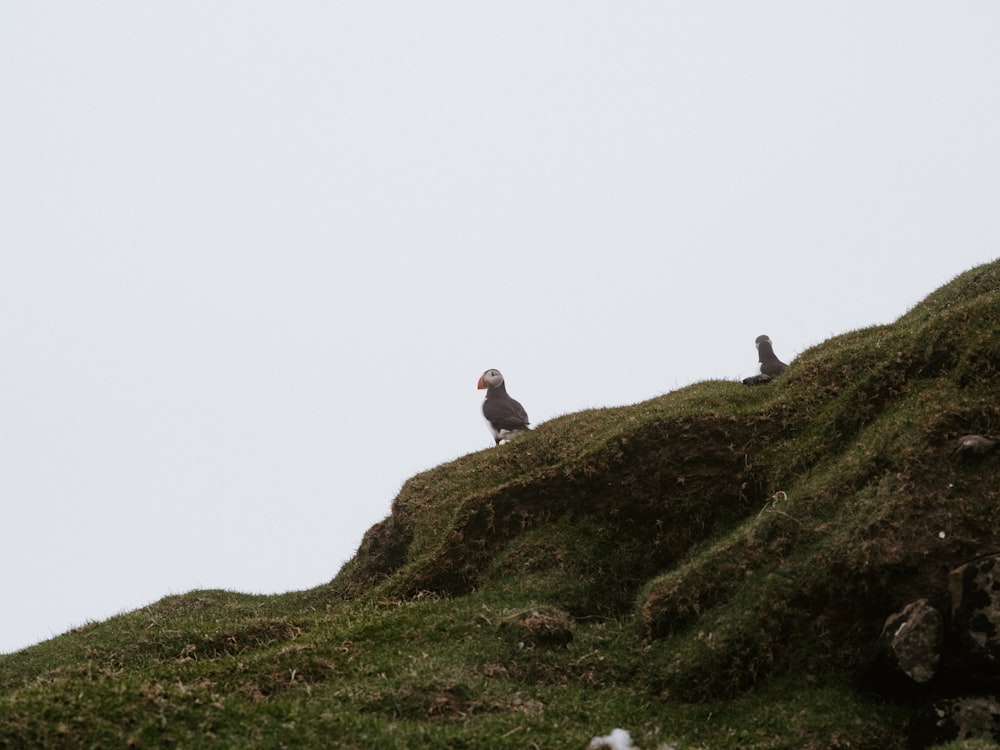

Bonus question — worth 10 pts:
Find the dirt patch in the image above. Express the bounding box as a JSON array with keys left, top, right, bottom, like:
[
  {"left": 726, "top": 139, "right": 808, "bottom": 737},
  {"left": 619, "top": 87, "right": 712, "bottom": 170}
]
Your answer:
[{"left": 499, "top": 607, "right": 575, "bottom": 648}]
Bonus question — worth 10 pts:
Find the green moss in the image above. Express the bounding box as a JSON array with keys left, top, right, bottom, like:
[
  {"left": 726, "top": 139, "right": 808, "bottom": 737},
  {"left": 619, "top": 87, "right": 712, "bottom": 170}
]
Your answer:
[{"left": 3, "top": 259, "right": 1000, "bottom": 749}]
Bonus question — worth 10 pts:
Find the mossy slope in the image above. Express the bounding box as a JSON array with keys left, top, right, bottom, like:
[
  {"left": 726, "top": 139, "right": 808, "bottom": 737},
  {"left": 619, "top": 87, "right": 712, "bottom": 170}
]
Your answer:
[{"left": 1, "top": 260, "right": 998, "bottom": 749}]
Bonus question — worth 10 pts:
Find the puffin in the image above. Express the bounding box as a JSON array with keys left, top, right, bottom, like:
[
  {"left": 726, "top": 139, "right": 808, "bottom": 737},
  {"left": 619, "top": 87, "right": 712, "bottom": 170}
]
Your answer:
[
  {"left": 756, "top": 335, "right": 788, "bottom": 376},
  {"left": 477, "top": 369, "right": 530, "bottom": 446},
  {"left": 742, "top": 335, "right": 788, "bottom": 385}
]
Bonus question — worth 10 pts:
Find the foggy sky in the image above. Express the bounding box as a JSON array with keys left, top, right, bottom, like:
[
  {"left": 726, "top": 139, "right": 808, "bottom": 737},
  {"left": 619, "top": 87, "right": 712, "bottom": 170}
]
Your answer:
[{"left": 2, "top": 2, "right": 998, "bottom": 653}]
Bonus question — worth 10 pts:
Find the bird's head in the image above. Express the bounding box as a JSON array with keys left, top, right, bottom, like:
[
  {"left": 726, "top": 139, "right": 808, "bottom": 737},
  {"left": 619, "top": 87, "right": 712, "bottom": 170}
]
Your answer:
[
  {"left": 477, "top": 369, "right": 504, "bottom": 390},
  {"left": 755, "top": 335, "right": 772, "bottom": 350}
]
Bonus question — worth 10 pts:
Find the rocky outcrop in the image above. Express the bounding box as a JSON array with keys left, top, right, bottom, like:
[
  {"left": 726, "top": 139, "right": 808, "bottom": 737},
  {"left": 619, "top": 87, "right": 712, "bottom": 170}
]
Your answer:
[
  {"left": 909, "top": 696, "right": 1000, "bottom": 750},
  {"left": 954, "top": 434, "right": 998, "bottom": 458},
  {"left": 949, "top": 554, "right": 1000, "bottom": 674},
  {"left": 865, "top": 598, "right": 943, "bottom": 693},
  {"left": 862, "top": 553, "right": 1000, "bottom": 748}
]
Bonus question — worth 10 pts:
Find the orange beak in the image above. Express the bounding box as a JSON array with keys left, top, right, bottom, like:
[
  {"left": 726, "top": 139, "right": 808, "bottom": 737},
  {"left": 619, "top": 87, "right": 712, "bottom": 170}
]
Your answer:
[{"left": 477, "top": 376, "right": 487, "bottom": 390}]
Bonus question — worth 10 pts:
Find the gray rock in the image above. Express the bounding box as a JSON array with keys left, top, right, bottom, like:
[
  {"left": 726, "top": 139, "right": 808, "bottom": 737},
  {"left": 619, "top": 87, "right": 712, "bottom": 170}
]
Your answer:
[
  {"left": 909, "top": 696, "right": 1000, "bottom": 749},
  {"left": 949, "top": 554, "right": 1000, "bottom": 672},
  {"left": 861, "top": 598, "right": 943, "bottom": 693},
  {"left": 880, "top": 599, "right": 943, "bottom": 684},
  {"left": 954, "top": 434, "right": 998, "bottom": 456}
]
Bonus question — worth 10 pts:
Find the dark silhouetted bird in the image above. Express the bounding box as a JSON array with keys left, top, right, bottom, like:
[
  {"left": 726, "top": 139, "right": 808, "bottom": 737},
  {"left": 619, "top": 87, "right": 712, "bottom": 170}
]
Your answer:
[
  {"left": 756, "top": 335, "right": 788, "bottom": 376},
  {"left": 477, "top": 369, "right": 530, "bottom": 445},
  {"left": 742, "top": 335, "right": 788, "bottom": 385}
]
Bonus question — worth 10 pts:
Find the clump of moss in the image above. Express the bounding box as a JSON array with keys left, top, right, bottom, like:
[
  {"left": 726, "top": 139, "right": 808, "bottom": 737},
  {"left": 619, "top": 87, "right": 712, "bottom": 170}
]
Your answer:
[{"left": 498, "top": 606, "right": 575, "bottom": 648}]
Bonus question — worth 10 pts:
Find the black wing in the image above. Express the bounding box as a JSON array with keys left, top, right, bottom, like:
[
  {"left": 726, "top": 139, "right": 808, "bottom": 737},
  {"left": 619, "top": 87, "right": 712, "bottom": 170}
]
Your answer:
[{"left": 483, "top": 396, "right": 530, "bottom": 430}]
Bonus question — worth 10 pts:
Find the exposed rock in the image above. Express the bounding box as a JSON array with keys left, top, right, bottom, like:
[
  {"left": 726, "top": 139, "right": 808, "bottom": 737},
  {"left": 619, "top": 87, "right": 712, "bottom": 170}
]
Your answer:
[
  {"left": 863, "top": 599, "right": 943, "bottom": 690},
  {"left": 954, "top": 434, "right": 998, "bottom": 457},
  {"left": 864, "top": 557, "right": 1000, "bottom": 742},
  {"left": 949, "top": 554, "right": 1000, "bottom": 674},
  {"left": 909, "top": 696, "right": 1000, "bottom": 750}
]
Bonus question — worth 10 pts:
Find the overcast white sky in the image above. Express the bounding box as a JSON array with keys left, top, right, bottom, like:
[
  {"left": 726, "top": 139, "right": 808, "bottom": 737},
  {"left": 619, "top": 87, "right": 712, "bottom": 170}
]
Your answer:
[{"left": 2, "top": 3, "right": 998, "bottom": 654}]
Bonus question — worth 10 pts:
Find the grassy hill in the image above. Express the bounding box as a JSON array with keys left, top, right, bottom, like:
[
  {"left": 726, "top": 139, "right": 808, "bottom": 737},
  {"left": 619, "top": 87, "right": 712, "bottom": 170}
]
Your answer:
[{"left": 2, "top": 260, "right": 999, "bottom": 749}]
